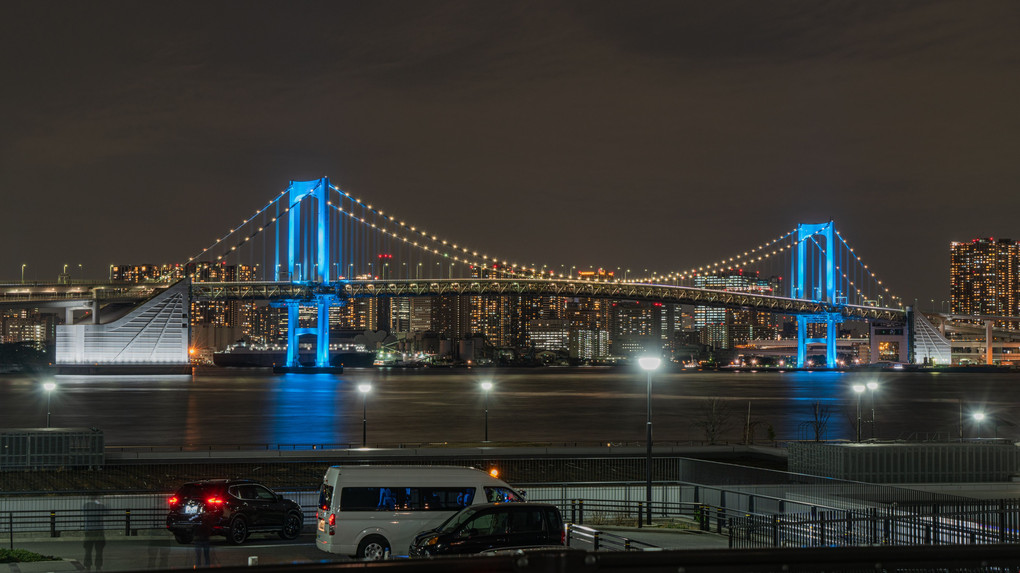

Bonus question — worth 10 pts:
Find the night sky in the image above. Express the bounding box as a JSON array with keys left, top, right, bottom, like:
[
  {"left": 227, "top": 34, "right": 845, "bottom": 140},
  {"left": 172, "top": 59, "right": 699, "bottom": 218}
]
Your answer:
[{"left": 3, "top": 1, "right": 1018, "bottom": 307}]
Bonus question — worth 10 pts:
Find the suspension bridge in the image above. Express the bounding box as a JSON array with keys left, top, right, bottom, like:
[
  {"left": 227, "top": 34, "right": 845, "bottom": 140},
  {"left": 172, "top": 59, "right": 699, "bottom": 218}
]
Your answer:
[{"left": 8, "top": 177, "right": 923, "bottom": 372}]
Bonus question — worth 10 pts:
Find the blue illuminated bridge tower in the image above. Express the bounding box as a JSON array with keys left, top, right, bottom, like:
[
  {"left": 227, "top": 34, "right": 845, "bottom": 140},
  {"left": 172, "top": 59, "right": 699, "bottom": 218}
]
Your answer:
[
  {"left": 791, "top": 221, "right": 841, "bottom": 369},
  {"left": 276, "top": 177, "right": 340, "bottom": 371}
]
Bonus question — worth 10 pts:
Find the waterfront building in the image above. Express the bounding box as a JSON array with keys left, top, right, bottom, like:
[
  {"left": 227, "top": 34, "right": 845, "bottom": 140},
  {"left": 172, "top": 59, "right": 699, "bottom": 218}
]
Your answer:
[
  {"left": 951, "top": 238, "right": 1019, "bottom": 329},
  {"left": 527, "top": 319, "right": 570, "bottom": 352}
]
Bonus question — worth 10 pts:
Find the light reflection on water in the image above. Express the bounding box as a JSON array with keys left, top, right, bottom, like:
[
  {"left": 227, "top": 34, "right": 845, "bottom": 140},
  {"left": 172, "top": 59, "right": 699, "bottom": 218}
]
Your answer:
[{"left": 0, "top": 368, "right": 1018, "bottom": 447}]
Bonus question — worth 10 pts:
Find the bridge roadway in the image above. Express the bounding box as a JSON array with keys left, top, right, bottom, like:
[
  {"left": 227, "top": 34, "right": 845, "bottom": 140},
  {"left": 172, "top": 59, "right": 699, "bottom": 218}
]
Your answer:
[{"left": 1, "top": 279, "right": 904, "bottom": 321}]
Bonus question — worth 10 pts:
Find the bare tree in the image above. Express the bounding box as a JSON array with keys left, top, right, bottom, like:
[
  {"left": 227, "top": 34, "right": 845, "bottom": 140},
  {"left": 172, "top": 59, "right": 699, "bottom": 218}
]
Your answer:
[
  {"left": 694, "top": 397, "right": 732, "bottom": 444},
  {"left": 807, "top": 401, "right": 831, "bottom": 442}
]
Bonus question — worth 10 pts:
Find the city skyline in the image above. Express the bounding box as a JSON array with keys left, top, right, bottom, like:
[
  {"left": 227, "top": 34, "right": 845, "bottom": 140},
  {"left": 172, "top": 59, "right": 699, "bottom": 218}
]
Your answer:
[{"left": 2, "top": 1, "right": 1019, "bottom": 306}]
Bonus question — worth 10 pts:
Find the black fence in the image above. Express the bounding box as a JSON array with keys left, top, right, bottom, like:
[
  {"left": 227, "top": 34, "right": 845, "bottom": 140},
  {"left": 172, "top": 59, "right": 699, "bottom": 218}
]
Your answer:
[{"left": 730, "top": 499, "right": 1020, "bottom": 548}]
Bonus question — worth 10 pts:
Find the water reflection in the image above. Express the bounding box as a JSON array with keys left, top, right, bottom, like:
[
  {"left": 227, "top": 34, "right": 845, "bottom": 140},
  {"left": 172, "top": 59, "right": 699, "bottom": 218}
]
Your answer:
[
  {"left": 271, "top": 373, "right": 346, "bottom": 446},
  {"left": 0, "top": 369, "right": 1018, "bottom": 446}
]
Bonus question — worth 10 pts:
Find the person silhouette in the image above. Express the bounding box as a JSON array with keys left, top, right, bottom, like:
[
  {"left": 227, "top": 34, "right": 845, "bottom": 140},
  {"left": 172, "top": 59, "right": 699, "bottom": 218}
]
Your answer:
[
  {"left": 82, "top": 494, "right": 106, "bottom": 572},
  {"left": 193, "top": 513, "right": 213, "bottom": 567}
]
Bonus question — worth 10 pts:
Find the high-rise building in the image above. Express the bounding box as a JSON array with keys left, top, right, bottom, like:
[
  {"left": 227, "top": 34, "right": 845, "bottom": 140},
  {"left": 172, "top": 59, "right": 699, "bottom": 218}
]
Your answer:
[
  {"left": 951, "top": 238, "right": 1019, "bottom": 328},
  {"left": 694, "top": 271, "right": 780, "bottom": 348}
]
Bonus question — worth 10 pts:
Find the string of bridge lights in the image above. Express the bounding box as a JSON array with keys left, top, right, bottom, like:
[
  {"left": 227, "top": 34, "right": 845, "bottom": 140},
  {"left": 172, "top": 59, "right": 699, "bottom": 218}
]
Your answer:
[
  {"left": 187, "top": 188, "right": 904, "bottom": 308},
  {"left": 187, "top": 188, "right": 293, "bottom": 262},
  {"left": 631, "top": 228, "right": 799, "bottom": 284},
  {"left": 834, "top": 230, "right": 903, "bottom": 308},
  {"left": 327, "top": 185, "right": 549, "bottom": 276}
]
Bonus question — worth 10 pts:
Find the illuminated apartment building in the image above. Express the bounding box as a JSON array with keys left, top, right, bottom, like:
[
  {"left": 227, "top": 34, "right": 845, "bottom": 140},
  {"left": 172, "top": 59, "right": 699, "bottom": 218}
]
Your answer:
[
  {"left": 694, "top": 271, "right": 779, "bottom": 348},
  {"left": 951, "top": 238, "right": 1019, "bottom": 328}
]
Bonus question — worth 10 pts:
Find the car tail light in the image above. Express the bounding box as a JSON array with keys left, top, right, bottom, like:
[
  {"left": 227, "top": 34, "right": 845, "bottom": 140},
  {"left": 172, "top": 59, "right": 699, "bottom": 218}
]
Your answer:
[
  {"left": 206, "top": 497, "right": 225, "bottom": 505},
  {"left": 561, "top": 527, "right": 566, "bottom": 545},
  {"left": 328, "top": 513, "right": 335, "bottom": 526},
  {"left": 168, "top": 496, "right": 179, "bottom": 507}
]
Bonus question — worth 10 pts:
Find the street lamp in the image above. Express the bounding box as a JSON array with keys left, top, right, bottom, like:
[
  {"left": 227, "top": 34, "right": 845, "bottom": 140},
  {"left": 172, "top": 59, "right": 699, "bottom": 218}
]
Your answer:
[
  {"left": 852, "top": 384, "right": 866, "bottom": 442},
  {"left": 973, "top": 411, "right": 986, "bottom": 439},
  {"left": 638, "top": 356, "right": 661, "bottom": 525},
  {"left": 480, "top": 382, "right": 493, "bottom": 442},
  {"left": 358, "top": 384, "right": 372, "bottom": 447},
  {"left": 21, "top": 264, "right": 27, "bottom": 283},
  {"left": 866, "top": 382, "right": 878, "bottom": 439},
  {"left": 43, "top": 382, "right": 57, "bottom": 427}
]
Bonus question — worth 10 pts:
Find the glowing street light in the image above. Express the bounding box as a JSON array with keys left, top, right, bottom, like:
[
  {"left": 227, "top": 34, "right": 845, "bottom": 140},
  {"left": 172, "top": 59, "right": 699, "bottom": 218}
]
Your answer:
[
  {"left": 21, "top": 264, "right": 27, "bottom": 284},
  {"left": 973, "top": 411, "right": 985, "bottom": 438},
  {"left": 358, "top": 383, "right": 372, "bottom": 447},
  {"left": 43, "top": 382, "right": 57, "bottom": 427},
  {"left": 480, "top": 381, "right": 493, "bottom": 442},
  {"left": 638, "top": 356, "right": 661, "bottom": 525},
  {"left": 852, "top": 384, "right": 866, "bottom": 442}
]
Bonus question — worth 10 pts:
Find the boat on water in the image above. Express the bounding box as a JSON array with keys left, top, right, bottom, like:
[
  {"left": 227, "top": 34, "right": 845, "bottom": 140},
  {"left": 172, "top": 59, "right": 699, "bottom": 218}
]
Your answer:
[{"left": 213, "top": 343, "right": 377, "bottom": 368}]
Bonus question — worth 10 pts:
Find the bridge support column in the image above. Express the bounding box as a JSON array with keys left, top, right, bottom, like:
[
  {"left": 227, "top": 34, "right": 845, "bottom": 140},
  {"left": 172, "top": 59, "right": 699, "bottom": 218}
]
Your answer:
[
  {"left": 286, "top": 301, "right": 300, "bottom": 367},
  {"left": 316, "top": 297, "right": 330, "bottom": 368}
]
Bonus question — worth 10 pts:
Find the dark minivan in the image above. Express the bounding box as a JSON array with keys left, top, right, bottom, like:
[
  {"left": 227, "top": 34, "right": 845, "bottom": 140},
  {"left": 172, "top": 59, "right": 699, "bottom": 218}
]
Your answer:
[{"left": 408, "top": 502, "right": 564, "bottom": 557}]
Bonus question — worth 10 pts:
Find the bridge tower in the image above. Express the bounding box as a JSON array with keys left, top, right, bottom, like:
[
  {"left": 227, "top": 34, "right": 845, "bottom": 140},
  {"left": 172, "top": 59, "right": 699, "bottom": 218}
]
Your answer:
[
  {"left": 274, "top": 177, "right": 341, "bottom": 370},
  {"left": 791, "top": 221, "right": 842, "bottom": 368}
]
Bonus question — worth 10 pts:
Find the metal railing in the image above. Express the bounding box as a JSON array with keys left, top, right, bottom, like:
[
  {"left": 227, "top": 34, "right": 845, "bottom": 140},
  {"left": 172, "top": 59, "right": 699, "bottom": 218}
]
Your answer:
[{"left": 565, "top": 524, "right": 657, "bottom": 552}]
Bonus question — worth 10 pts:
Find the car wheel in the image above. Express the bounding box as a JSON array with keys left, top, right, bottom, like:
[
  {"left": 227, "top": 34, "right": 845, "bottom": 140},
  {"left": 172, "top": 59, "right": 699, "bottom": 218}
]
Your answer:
[
  {"left": 228, "top": 518, "right": 249, "bottom": 545},
  {"left": 173, "top": 531, "right": 193, "bottom": 544},
  {"left": 357, "top": 535, "right": 390, "bottom": 560},
  {"left": 278, "top": 512, "right": 302, "bottom": 540}
]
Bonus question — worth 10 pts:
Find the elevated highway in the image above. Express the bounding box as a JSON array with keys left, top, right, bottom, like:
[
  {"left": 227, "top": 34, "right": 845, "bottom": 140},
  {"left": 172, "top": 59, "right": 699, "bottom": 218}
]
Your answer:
[{"left": 0, "top": 279, "right": 905, "bottom": 321}]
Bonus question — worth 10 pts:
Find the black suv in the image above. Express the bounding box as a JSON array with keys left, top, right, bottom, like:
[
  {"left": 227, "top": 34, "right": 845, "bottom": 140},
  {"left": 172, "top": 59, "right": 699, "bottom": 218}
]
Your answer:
[
  {"left": 409, "top": 502, "right": 564, "bottom": 557},
  {"left": 166, "top": 479, "right": 303, "bottom": 545}
]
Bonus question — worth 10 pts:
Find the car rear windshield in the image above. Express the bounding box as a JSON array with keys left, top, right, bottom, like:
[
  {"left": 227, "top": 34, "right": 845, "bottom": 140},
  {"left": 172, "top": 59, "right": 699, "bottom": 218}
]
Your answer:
[{"left": 177, "top": 483, "right": 224, "bottom": 500}]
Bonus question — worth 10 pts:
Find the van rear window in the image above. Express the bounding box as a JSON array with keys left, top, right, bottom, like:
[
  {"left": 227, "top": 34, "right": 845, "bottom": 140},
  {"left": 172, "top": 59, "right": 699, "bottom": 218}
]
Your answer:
[
  {"left": 318, "top": 483, "right": 334, "bottom": 511},
  {"left": 339, "top": 487, "right": 475, "bottom": 511}
]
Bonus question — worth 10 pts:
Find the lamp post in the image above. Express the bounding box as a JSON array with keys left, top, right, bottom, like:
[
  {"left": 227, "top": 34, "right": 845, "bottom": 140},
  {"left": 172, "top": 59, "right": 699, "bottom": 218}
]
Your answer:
[
  {"left": 358, "top": 384, "right": 371, "bottom": 447},
  {"left": 867, "top": 382, "right": 878, "bottom": 439},
  {"left": 21, "top": 264, "right": 27, "bottom": 284},
  {"left": 43, "top": 382, "right": 57, "bottom": 427},
  {"left": 638, "top": 356, "right": 661, "bottom": 525},
  {"left": 852, "top": 384, "right": 866, "bottom": 442},
  {"left": 480, "top": 381, "right": 493, "bottom": 442}
]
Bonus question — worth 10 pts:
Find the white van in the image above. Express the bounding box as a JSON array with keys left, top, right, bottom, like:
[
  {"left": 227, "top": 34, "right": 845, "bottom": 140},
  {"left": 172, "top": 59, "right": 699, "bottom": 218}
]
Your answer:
[{"left": 315, "top": 465, "right": 523, "bottom": 559}]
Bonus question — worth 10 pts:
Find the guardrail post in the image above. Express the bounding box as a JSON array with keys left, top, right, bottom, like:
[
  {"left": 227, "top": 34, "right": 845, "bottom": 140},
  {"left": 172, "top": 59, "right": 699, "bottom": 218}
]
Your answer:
[
  {"left": 845, "top": 511, "right": 852, "bottom": 544},
  {"left": 578, "top": 500, "right": 584, "bottom": 525},
  {"left": 8, "top": 512, "right": 13, "bottom": 550},
  {"left": 870, "top": 508, "right": 878, "bottom": 544},
  {"left": 571, "top": 500, "right": 576, "bottom": 524},
  {"left": 772, "top": 514, "right": 780, "bottom": 547},
  {"left": 50, "top": 511, "right": 57, "bottom": 538},
  {"left": 637, "top": 503, "right": 643, "bottom": 528},
  {"left": 624, "top": 538, "right": 631, "bottom": 551},
  {"left": 565, "top": 523, "right": 571, "bottom": 547},
  {"left": 125, "top": 509, "right": 131, "bottom": 536},
  {"left": 819, "top": 512, "right": 826, "bottom": 547},
  {"left": 716, "top": 507, "right": 724, "bottom": 534},
  {"left": 593, "top": 531, "right": 600, "bottom": 552},
  {"left": 882, "top": 517, "right": 890, "bottom": 545},
  {"left": 698, "top": 505, "right": 708, "bottom": 531},
  {"left": 1000, "top": 500, "right": 1007, "bottom": 543}
]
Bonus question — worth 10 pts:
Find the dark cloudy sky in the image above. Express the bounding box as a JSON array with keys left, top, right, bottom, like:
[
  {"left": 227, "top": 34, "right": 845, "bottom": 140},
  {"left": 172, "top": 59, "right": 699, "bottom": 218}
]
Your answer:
[{"left": 2, "top": 1, "right": 1018, "bottom": 306}]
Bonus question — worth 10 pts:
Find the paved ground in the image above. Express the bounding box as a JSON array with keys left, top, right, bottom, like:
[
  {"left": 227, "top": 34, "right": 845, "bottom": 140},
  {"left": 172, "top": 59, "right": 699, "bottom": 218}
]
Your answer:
[{"left": 7, "top": 525, "right": 730, "bottom": 571}]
